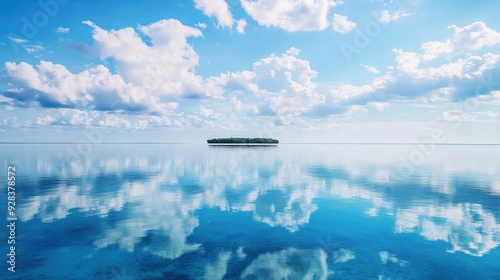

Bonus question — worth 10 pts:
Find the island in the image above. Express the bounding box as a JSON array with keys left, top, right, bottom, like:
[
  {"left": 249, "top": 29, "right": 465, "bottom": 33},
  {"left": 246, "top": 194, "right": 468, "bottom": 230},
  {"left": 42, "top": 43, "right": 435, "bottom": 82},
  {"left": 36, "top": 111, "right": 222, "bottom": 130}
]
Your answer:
[{"left": 207, "top": 137, "right": 279, "bottom": 144}]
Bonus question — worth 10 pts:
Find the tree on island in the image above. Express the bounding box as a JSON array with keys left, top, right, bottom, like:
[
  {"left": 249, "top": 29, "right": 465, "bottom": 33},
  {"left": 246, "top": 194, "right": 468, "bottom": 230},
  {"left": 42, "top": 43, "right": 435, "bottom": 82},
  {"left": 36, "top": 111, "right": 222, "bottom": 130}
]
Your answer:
[{"left": 207, "top": 137, "right": 279, "bottom": 144}]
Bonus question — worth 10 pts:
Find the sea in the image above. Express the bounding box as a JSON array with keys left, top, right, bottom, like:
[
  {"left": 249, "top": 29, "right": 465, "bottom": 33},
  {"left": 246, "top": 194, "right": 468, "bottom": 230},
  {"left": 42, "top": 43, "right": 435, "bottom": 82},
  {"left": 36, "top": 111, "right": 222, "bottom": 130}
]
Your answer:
[{"left": 0, "top": 143, "right": 499, "bottom": 279}]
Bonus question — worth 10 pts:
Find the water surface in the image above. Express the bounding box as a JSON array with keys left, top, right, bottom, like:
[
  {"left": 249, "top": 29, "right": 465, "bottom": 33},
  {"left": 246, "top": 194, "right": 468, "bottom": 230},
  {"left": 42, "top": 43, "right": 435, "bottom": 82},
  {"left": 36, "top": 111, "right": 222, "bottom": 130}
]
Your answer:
[{"left": 1, "top": 144, "right": 499, "bottom": 279}]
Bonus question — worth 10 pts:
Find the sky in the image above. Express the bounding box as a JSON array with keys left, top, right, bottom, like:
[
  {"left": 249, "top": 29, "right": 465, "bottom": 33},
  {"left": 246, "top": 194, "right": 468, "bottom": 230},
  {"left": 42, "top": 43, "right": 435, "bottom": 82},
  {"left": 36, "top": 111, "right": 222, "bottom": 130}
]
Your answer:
[{"left": 1, "top": 0, "right": 500, "bottom": 143}]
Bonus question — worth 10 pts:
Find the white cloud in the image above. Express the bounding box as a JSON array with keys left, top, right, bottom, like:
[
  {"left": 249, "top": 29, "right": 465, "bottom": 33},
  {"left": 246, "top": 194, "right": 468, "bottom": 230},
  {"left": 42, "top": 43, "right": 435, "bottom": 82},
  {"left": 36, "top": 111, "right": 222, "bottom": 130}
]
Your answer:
[
  {"left": 195, "top": 22, "right": 207, "bottom": 29},
  {"left": 84, "top": 19, "right": 223, "bottom": 98},
  {"left": 33, "top": 110, "right": 134, "bottom": 129},
  {"left": 55, "top": 27, "right": 70, "bottom": 33},
  {"left": 7, "top": 37, "right": 44, "bottom": 53},
  {"left": 197, "top": 105, "right": 225, "bottom": 120},
  {"left": 236, "top": 19, "right": 248, "bottom": 34},
  {"left": 193, "top": 0, "right": 234, "bottom": 28},
  {"left": 24, "top": 44, "right": 44, "bottom": 53},
  {"left": 223, "top": 48, "right": 324, "bottom": 118},
  {"left": 440, "top": 110, "right": 475, "bottom": 122},
  {"left": 241, "top": 0, "right": 338, "bottom": 32},
  {"left": 5, "top": 18, "right": 500, "bottom": 131},
  {"left": 7, "top": 37, "right": 28, "bottom": 44},
  {"left": 192, "top": 1, "right": 248, "bottom": 34},
  {"left": 2, "top": 19, "right": 227, "bottom": 116},
  {"left": 368, "top": 102, "right": 389, "bottom": 112},
  {"left": 3, "top": 61, "right": 177, "bottom": 115},
  {"left": 331, "top": 13, "right": 356, "bottom": 34},
  {"left": 93, "top": 113, "right": 132, "bottom": 128},
  {"left": 306, "top": 22, "right": 500, "bottom": 118},
  {"left": 0, "top": 117, "right": 21, "bottom": 129},
  {"left": 49, "top": 109, "right": 94, "bottom": 126},
  {"left": 421, "top": 22, "right": 500, "bottom": 61},
  {"left": 379, "top": 10, "right": 411, "bottom": 23},
  {"left": 35, "top": 115, "right": 55, "bottom": 126},
  {"left": 361, "top": 64, "right": 380, "bottom": 74},
  {"left": 305, "top": 83, "right": 377, "bottom": 117},
  {"left": 474, "top": 111, "right": 500, "bottom": 118}
]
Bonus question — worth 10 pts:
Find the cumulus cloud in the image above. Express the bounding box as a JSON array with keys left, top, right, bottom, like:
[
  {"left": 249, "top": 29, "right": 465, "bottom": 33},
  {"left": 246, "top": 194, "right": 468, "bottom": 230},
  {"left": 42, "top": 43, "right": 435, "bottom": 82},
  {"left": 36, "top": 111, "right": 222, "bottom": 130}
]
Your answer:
[
  {"left": 193, "top": 0, "right": 248, "bottom": 33},
  {"left": 2, "top": 19, "right": 226, "bottom": 116},
  {"left": 390, "top": 49, "right": 500, "bottom": 100},
  {"left": 4, "top": 109, "right": 222, "bottom": 131},
  {"left": 421, "top": 22, "right": 500, "bottom": 61},
  {"left": 305, "top": 83, "right": 375, "bottom": 117},
  {"left": 241, "top": 0, "right": 339, "bottom": 32},
  {"left": 195, "top": 22, "right": 207, "bottom": 29},
  {"left": 5, "top": 19, "right": 500, "bottom": 129},
  {"left": 306, "top": 22, "right": 500, "bottom": 118},
  {"left": 55, "top": 27, "right": 70, "bottom": 33},
  {"left": 236, "top": 19, "right": 248, "bottom": 34},
  {"left": 193, "top": 0, "right": 234, "bottom": 28},
  {"left": 223, "top": 47, "right": 324, "bottom": 118},
  {"left": 379, "top": 10, "right": 411, "bottom": 23},
  {"left": 3, "top": 61, "right": 177, "bottom": 114},
  {"left": 0, "top": 117, "right": 22, "bottom": 129},
  {"left": 84, "top": 19, "right": 223, "bottom": 98},
  {"left": 361, "top": 64, "right": 380, "bottom": 74},
  {"left": 331, "top": 13, "right": 356, "bottom": 34},
  {"left": 33, "top": 109, "right": 136, "bottom": 129}
]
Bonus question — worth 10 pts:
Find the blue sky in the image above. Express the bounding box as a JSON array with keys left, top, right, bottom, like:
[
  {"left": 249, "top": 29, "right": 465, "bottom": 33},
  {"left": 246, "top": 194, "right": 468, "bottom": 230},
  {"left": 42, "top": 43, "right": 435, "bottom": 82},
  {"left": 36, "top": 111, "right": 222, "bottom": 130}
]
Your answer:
[{"left": 1, "top": 0, "right": 500, "bottom": 143}]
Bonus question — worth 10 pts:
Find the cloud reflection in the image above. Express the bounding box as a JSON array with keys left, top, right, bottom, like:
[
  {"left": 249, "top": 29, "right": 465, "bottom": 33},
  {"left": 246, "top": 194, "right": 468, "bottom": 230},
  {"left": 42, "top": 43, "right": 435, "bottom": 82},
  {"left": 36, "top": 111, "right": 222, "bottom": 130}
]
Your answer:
[
  {"left": 16, "top": 145, "right": 500, "bottom": 259},
  {"left": 241, "top": 248, "right": 329, "bottom": 280},
  {"left": 395, "top": 203, "right": 499, "bottom": 257}
]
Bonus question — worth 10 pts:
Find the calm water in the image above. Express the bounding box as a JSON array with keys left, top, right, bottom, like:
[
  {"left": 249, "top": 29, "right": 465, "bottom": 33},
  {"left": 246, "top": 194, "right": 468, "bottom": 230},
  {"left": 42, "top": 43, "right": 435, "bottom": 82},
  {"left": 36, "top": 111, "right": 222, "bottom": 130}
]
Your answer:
[{"left": 1, "top": 144, "right": 499, "bottom": 279}]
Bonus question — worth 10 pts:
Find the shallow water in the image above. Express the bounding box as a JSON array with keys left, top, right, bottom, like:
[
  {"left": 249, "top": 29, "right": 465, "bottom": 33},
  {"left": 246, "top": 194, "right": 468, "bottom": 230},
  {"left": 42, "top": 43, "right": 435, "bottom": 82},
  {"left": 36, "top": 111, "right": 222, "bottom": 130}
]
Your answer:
[{"left": 1, "top": 144, "right": 499, "bottom": 279}]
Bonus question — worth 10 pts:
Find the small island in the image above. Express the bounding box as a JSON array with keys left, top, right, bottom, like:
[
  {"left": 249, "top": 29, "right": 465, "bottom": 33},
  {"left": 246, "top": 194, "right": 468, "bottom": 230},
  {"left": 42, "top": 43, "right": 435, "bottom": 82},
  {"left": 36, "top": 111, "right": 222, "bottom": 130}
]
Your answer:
[{"left": 207, "top": 137, "right": 279, "bottom": 144}]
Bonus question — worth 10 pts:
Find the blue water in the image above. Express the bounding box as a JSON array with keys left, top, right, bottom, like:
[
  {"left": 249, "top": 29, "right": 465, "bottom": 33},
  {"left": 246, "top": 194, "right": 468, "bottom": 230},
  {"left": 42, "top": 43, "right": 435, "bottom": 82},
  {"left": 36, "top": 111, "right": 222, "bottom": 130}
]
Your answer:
[{"left": 1, "top": 144, "right": 499, "bottom": 279}]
